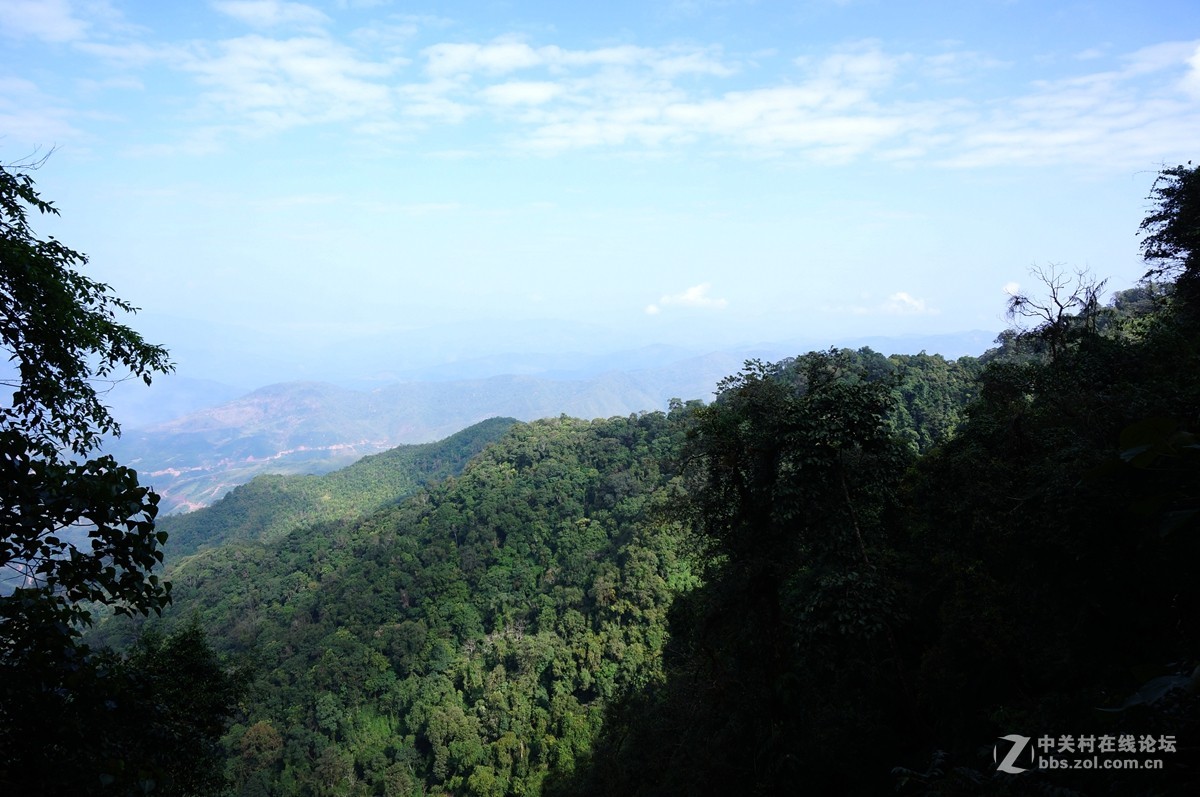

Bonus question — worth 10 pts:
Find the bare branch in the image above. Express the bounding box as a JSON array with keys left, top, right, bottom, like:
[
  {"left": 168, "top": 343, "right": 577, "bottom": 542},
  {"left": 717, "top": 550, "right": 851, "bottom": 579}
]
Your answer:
[{"left": 1006, "top": 265, "right": 1108, "bottom": 359}]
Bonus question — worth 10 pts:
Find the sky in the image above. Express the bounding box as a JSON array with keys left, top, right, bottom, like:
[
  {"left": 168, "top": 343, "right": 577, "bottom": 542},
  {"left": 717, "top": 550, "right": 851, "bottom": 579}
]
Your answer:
[{"left": 2, "top": 0, "right": 1199, "bottom": 387}]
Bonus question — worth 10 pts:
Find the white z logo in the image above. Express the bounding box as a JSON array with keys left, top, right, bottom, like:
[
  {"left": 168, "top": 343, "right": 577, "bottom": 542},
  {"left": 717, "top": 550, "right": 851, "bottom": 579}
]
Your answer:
[{"left": 994, "top": 734, "right": 1033, "bottom": 773}]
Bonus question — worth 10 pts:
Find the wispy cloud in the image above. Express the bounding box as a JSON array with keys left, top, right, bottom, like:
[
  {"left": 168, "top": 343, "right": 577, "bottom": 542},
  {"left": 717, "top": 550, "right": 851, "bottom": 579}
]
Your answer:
[
  {"left": 943, "top": 40, "right": 1200, "bottom": 168},
  {"left": 1183, "top": 44, "right": 1200, "bottom": 99},
  {"left": 183, "top": 35, "right": 396, "bottom": 135},
  {"left": 212, "top": 1, "right": 331, "bottom": 30},
  {"left": 0, "top": 0, "right": 88, "bottom": 43},
  {"left": 0, "top": 76, "right": 82, "bottom": 146},
  {"left": 11, "top": 10, "right": 1197, "bottom": 171}
]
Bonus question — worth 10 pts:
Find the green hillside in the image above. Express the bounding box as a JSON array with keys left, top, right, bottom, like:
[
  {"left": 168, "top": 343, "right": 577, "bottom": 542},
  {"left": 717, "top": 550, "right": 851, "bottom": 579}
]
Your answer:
[
  {"left": 157, "top": 412, "right": 693, "bottom": 795},
  {"left": 158, "top": 417, "right": 519, "bottom": 558}
]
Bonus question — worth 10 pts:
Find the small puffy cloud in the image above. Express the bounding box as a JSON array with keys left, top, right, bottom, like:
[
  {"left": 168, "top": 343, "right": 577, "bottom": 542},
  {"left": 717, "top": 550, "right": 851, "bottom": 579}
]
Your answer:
[
  {"left": 657, "top": 283, "right": 729, "bottom": 310},
  {"left": 1003, "top": 281, "right": 1021, "bottom": 296},
  {"left": 883, "top": 291, "right": 936, "bottom": 314},
  {"left": 644, "top": 304, "right": 661, "bottom": 315},
  {"left": 833, "top": 291, "right": 938, "bottom": 316},
  {"left": 212, "top": 1, "right": 330, "bottom": 29}
]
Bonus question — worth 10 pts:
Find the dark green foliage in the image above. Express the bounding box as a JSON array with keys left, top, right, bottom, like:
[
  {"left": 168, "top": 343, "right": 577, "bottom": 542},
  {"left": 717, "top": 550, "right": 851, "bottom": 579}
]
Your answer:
[
  {"left": 0, "top": 619, "right": 244, "bottom": 795},
  {"left": 773, "top": 347, "right": 981, "bottom": 453},
  {"left": 1141, "top": 161, "right": 1200, "bottom": 304},
  {"left": 895, "top": 291, "right": 1200, "bottom": 793},
  {"left": 559, "top": 165, "right": 1200, "bottom": 796},
  {"left": 559, "top": 353, "right": 918, "bottom": 795},
  {"left": 158, "top": 416, "right": 519, "bottom": 557}
]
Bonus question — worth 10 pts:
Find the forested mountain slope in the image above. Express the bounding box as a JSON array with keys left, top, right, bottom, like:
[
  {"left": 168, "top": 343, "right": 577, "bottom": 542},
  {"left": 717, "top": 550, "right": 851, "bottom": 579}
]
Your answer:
[
  {"left": 159, "top": 413, "right": 694, "bottom": 795},
  {"left": 558, "top": 288, "right": 1200, "bottom": 792}
]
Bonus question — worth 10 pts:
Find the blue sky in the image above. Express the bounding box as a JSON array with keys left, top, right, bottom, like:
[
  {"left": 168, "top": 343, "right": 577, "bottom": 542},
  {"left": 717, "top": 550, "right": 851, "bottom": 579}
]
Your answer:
[{"left": 2, "top": 0, "right": 1198, "bottom": 384}]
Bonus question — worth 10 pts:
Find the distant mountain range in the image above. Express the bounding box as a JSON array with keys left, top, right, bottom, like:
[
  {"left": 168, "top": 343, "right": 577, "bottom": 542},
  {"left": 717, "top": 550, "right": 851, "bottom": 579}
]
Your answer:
[{"left": 102, "top": 333, "right": 998, "bottom": 514}]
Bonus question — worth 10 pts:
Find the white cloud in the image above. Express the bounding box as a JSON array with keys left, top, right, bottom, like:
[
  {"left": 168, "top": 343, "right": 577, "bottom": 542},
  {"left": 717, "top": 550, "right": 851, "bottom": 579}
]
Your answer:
[
  {"left": 920, "top": 49, "right": 1009, "bottom": 83},
  {"left": 40, "top": 14, "right": 1200, "bottom": 169},
  {"left": 184, "top": 35, "right": 395, "bottom": 135},
  {"left": 0, "top": 76, "right": 82, "bottom": 145},
  {"left": 481, "top": 81, "right": 563, "bottom": 106},
  {"left": 805, "top": 41, "right": 900, "bottom": 90},
  {"left": 656, "top": 283, "right": 728, "bottom": 310},
  {"left": 74, "top": 40, "right": 183, "bottom": 67},
  {"left": 397, "top": 79, "right": 474, "bottom": 123},
  {"left": 649, "top": 49, "right": 737, "bottom": 77},
  {"left": 1183, "top": 43, "right": 1200, "bottom": 99},
  {"left": 423, "top": 39, "right": 735, "bottom": 81},
  {"left": 644, "top": 304, "right": 661, "bottom": 315},
  {"left": 472, "top": 37, "right": 1197, "bottom": 167},
  {"left": 1003, "top": 281, "right": 1021, "bottom": 296},
  {"left": 212, "top": 1, "right": 330, "bottom": 29},
  {"left": 424, "top": 41, "right": 543, "bottom": 77},
  {"left": 830, "top": 291, "right": 939, "bottom": 316},
  {"left": 0, "top": 0, "right": 87, "bottom": 42},
  {"left": 508, "top": 42, "right": 929, "bottom": 156},
  {"left": 77, "top": 75, "right": 145, "bottom": 92},
  {"left": 883, "top": 292, "right": 936, "bottom": 315},
  {"left": 943, "top": 39, "right": 1200, "bottom": 169}
]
